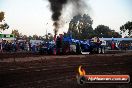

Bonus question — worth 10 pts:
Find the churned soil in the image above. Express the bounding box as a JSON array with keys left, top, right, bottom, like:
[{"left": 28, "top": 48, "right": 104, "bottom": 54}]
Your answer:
[{"left": 0, "top": 53, "right": 132, "bottom": 88}]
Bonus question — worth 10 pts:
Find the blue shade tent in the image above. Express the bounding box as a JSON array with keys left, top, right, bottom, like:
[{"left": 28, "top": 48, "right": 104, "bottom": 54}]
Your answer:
[{"left": 100, "top": 38, "right": 132, "bottom": 41}]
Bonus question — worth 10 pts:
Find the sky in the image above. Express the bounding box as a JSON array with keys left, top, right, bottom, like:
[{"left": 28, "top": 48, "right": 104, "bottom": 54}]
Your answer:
[{"left": 0, "top": 0, "right": 132, "bottom": 36}]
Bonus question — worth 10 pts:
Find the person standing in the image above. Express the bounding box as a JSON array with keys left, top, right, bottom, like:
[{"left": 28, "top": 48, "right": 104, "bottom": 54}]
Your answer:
[{"left": 111, "top": 41, "right": 115, "bottom": 50}]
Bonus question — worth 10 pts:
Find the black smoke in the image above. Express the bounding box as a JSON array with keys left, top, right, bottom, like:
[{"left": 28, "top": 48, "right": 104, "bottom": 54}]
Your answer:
[
  {"left": 48, "top": 0, "right": 68, "bottom": 35},
  {"left": 48, "top": 0, "right": 88, "bottom": 35}
]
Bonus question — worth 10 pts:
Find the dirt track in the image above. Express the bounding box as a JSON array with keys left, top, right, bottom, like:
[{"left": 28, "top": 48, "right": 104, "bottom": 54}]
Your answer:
[{"left": 0, "top": 53, "right": 132, "bottom": 88}]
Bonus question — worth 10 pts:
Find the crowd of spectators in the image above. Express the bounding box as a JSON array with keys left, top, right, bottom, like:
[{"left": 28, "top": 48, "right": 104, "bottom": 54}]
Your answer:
[
  {"left": 0, "top": 40, "right": 45, "bottom": 53},
  {"left": 0, "top": 39, "right": 132, "bottom": 54}
]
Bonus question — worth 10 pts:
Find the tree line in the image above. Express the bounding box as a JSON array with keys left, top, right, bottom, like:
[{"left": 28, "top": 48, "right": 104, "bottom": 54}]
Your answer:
[
  {"left": 68, "top": 14, "right": 132, "bottom": 40},
  {"left": 0, "top": 11, "right": 132, "bottom": 40}
]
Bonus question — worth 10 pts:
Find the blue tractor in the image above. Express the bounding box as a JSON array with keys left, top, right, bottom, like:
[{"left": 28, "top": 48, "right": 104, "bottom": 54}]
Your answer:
[{"left": 55, "top": 35, "right": 105, "bottom": 55}]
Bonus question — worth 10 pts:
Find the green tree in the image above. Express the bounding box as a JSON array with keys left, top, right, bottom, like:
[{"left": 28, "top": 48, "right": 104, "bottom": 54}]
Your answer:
[
  {"left": 94, "top": 25, "right": 111, "bottom": 37},
  {"left": 94, "top": 25, "right": 121, "bottom": 38},
  {"left": 120, "top": 21, "right": 132, "bottom": 37},
  {"left": 0, "top": 12, "right": 4, "bottom": 22},
  {"left": 22, "top": 35, "right": 28, "bottom": 40},
  {"left": 11, "top": 30, "right": 21, "bottom": 38},
  {"left": 0, "top": 11, "right": 9, "bottom": 32},
  {"left": 68, "top": 14, "right": 94, "bottom": 39},
  {"left": 0, "top": 23, "right": 9, "bottom": 31},
  {"left": 33, "top": 34, "right": 38, "bottom": 40}
]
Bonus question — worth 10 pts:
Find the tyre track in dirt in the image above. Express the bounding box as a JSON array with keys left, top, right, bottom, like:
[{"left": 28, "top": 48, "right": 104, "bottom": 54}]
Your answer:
[{"left": 0, "top": 55, "right": 132, "bottom": 88}]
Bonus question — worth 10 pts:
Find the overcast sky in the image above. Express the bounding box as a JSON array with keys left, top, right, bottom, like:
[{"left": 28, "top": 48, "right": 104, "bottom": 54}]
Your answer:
[{"left": 0, "top": 0, "right": 132, "bottom": 36}]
